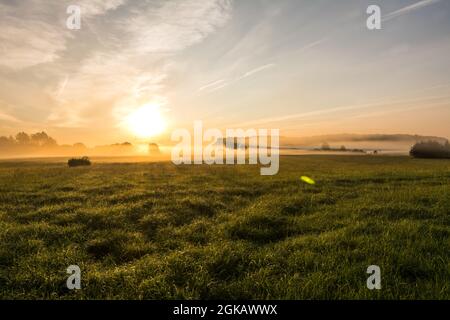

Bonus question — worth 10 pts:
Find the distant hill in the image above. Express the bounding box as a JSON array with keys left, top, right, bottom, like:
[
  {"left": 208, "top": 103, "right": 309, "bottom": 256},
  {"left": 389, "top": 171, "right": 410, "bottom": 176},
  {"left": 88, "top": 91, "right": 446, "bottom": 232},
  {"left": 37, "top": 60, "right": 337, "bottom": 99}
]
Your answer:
[{"left": 281, "top": 134, "right": 449, "bottom": 148}]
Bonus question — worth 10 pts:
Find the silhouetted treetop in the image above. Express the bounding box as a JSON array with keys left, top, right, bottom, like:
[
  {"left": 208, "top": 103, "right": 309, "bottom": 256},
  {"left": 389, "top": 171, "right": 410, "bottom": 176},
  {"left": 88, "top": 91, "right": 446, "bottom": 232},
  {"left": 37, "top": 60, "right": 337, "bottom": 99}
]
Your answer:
[{"left": 410, "top": 140, "right": 450, "bottom": 159}]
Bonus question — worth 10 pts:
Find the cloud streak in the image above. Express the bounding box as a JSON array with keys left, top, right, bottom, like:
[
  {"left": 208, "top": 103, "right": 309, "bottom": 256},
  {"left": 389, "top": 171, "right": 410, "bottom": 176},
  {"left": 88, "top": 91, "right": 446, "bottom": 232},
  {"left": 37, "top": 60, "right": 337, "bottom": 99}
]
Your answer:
[
  {"left": 232, "top": 93, "right": 450, "bottom": 128},
  {"left": 240, "top": 64, "right": 276, "bottom": 79},
  {"left": 384, "top": 0, "right": 442, "bottom": 21},
  {"left": 201, "top": 63, "right": 276, "bottom": 93},
  {"left": 198, "top": 80, "right": 226, "bottom": 92},
  {"left": 0, "top": 111, "right": 21, "bottom": 123},
  {"left": 199, "top": 36, "right": 326, "bottom": 94}
]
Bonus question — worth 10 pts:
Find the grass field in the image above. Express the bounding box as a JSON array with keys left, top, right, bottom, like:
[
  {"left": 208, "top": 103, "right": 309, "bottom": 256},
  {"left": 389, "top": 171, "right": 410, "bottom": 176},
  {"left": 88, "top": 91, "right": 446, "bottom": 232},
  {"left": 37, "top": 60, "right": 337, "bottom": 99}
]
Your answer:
[{"left": 0, "top": 155, "right": 449, "bottom": 299}]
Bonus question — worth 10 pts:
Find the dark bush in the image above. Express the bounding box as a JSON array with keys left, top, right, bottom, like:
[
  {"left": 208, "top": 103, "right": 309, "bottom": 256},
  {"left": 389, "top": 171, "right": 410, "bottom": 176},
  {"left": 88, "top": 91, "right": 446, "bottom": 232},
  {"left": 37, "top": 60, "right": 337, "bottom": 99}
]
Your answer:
[
  {"left": 410, "top": 140, "right": 450, "bottom": 159},
  {"left": 68, "top": 156, "right": 91, "bottom": 167}
]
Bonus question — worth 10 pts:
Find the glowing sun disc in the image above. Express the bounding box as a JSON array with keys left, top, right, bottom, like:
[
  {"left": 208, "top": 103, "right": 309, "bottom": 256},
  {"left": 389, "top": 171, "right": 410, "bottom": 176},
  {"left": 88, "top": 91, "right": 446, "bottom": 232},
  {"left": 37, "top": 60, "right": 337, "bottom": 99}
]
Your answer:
[{"left": 126, "top": 104, "right": 166, "bottom": 138}]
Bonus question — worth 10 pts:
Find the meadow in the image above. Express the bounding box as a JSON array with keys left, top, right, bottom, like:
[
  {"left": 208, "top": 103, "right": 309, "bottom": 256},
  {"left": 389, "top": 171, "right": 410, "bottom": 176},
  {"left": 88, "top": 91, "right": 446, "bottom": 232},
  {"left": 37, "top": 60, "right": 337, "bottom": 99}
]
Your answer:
[{"left": 0, "top": 155, "right": 449, "bottom": 299}]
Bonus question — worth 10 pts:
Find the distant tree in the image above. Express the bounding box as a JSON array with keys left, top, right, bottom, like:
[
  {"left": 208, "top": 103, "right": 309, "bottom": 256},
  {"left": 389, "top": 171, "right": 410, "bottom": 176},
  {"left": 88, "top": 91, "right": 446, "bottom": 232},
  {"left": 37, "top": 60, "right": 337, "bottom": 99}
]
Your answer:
[
  {"left": 0, "top": 136, "right": 11, "bottom": 146},
  {"left": 15, "top": 132, "right": 30, "bottom": 145},
  {"left": 73, "top": 143, "right": 87, "bottom": 149},
  {"left": 340, "top": 145, "right": 346, "bottom": 151},
  {"left": 43, "top": 137, "right": 57, "bottom": 147},
  {"left": 410, "top": 140, "right": 450, "bottom": 159},
  {"left": 148, "top": 143, "right": 161, "bottom": 155},
  {"left": 321, "top": 142, "right": 330, "bottom": 150},
  {"left": 31, "top": 132, "right": 49, "bottom": 145},
  {"left": 30, "top": 131, "right": 57, "bottom": 146},
  {"left": 111, "top": 142, "right": 133, "bottom": 147}
]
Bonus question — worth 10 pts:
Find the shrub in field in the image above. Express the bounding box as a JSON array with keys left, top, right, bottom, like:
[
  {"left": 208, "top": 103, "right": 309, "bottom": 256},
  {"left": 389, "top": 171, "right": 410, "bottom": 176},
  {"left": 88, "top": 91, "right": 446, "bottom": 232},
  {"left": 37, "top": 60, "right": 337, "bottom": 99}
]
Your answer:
[
  {"left": 68, "top": 156, "right": 91, "bottom": 167},
  {"left": 410, "top": 140, "right": 450, "bottom": 159}
]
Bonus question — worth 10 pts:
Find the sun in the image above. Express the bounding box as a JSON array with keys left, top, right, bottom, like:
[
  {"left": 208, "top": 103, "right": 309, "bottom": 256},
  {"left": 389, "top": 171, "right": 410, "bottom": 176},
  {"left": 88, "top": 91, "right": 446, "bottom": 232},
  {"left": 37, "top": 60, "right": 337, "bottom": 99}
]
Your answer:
[{"left": 125, "top": 103, "right": 166, "bottom": 138}]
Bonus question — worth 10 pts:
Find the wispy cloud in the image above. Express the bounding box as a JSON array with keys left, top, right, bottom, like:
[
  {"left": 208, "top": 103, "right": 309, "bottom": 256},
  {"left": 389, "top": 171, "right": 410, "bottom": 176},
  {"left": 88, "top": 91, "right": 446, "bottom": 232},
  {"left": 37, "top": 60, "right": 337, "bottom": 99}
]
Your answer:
[
  {"left": 0, "top": 0, "right": 124, "bottom": 70},
  {"left": 55, "top": 75, "right": 69, "bottom": 98},
  {"left": 0, "top": 14, "right": 66, "bottom": 70},
  {"left": 199, "top": 36, "right": 326, "bottom": 95},
  {"left": 198, "top": 79, "right": 226, "bottom": 92},
  {"left": 201, "top": 63, "right": 276, "bottom": 93},
  {"left": 124, "top": 0, "right": 232, "bottom": 54},
  {"left": 46, "top": 0, "right": 233, "bottom": 126},
  {"left": 384, "top": 0, "right": 442, "bottom": 21},
  {"left": 232, "top": 93, "right": 450, "bottom": 128},
  {"left": 240, "top": 63, "right": 275, "bottom": 79},
  {"left": 0, "top": 111, "right": 21, "bottom": 123},
  {"left": 294, "top": 38, "right": 328, "bottom": 54},
  {"left": 0, "top": 100, "right": 22, "bottom": 124}
]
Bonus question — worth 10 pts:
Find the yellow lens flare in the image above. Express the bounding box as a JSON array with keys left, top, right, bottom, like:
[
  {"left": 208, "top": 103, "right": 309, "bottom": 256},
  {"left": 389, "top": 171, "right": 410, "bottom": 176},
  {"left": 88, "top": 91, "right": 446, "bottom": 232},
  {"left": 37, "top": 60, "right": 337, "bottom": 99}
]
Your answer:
[
  {"left": 125, "top": 103, "right": 166, "bottom": 138},
  {"left": 300, "top": 176, "right": 316, "bottom": 185}
]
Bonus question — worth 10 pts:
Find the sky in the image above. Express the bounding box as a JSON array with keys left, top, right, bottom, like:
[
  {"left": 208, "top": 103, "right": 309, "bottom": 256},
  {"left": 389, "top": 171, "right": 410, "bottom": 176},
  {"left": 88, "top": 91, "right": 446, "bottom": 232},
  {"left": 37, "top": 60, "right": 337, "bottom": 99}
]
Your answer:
[{"left": 0, "top": 0, "right": 450, "bottom": 146}]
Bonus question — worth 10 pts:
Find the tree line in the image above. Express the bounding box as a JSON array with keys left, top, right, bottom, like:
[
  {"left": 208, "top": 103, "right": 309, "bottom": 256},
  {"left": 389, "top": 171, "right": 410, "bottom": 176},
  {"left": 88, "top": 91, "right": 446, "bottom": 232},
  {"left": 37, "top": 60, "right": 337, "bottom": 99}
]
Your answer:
[{"left": 0, "top": 131, "right": 57, "bottom": 147}]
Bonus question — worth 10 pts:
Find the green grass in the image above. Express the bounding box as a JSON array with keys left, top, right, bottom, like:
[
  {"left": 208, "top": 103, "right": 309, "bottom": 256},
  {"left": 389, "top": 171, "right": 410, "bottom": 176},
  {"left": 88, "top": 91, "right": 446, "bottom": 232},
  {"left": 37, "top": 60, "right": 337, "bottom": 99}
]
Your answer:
[{"left": 0, "top": 155, "right": 449, "bottom": 299}]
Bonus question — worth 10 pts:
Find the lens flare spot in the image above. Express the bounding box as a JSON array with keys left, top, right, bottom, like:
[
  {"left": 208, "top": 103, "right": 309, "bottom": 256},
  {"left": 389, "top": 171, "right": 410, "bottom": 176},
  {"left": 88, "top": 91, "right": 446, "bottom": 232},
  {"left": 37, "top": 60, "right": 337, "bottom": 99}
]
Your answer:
[{"left": 300, "top": 176, "right": 316, "bottom": 185}]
